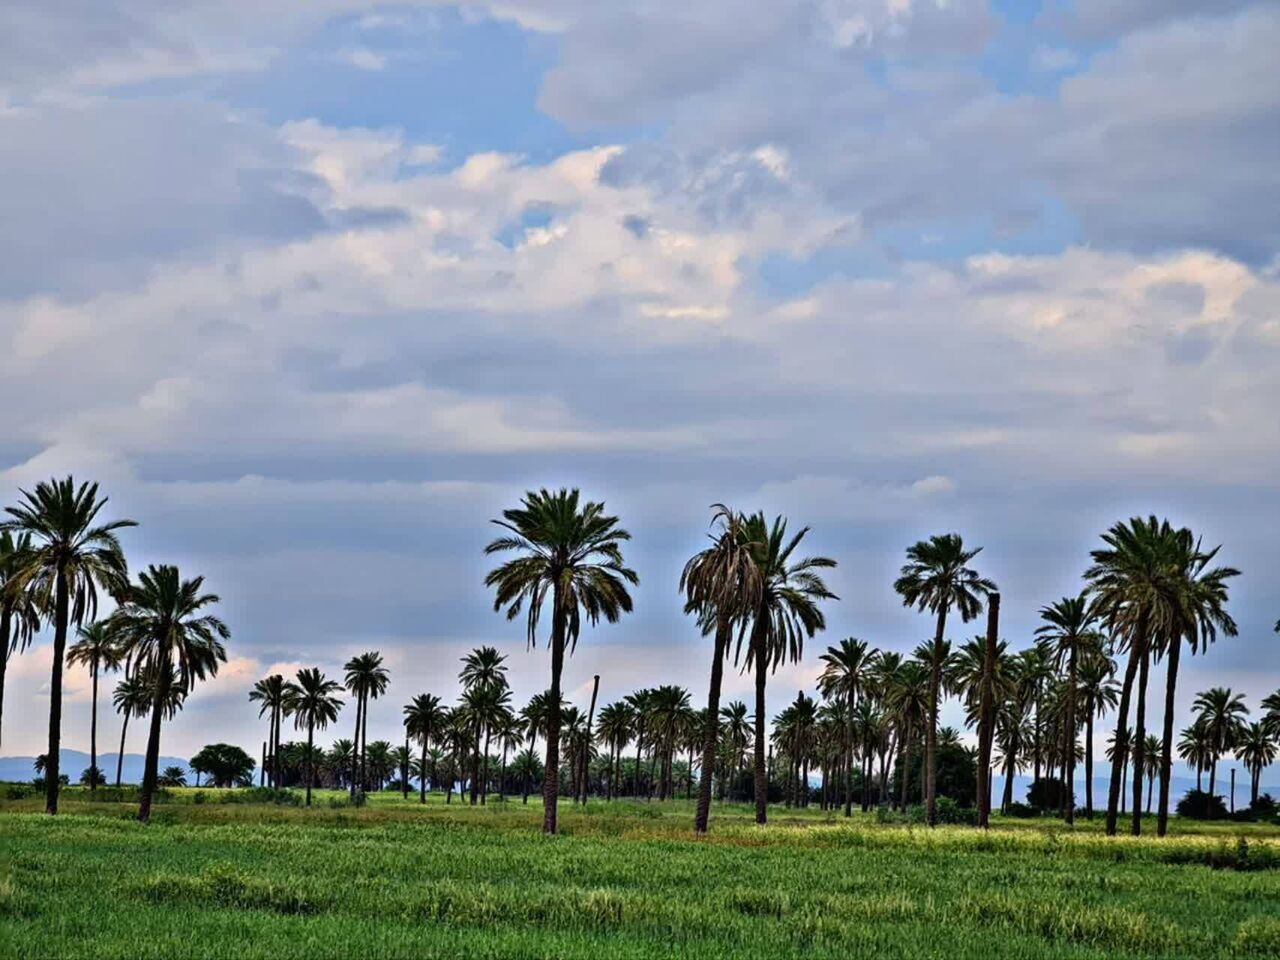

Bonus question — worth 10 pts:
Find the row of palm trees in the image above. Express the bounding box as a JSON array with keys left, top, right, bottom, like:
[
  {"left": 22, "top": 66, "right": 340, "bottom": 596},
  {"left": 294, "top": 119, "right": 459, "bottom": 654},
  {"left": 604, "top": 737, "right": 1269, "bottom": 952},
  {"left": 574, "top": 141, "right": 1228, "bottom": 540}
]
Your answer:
[{"left": 0, "top": 477, "right": 229, "bottom": 821}]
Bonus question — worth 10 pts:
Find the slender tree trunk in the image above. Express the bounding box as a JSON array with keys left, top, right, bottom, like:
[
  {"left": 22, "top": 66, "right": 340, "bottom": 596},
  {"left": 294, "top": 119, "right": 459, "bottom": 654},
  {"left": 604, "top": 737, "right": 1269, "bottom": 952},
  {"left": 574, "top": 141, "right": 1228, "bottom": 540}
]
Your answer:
[
  {"left": 1065, "top": 639, "right": 1077, "bottom": 824},
  {"left": 0, "top": 607, "right": 10, "bottom": 752},
  {"left": 420, "top": 734, "right": 429, "bottom": 803},
  {"left": 88, "top": 661, "right": 100, "bottom": 793},
  {"left": 402, "top": 732, "right": 410, "bottom": 799},
  {"left": 633, "top": 728, "right": 644, "bottom": 798},
  {"left": 360, "top": 694, "right": 369, "bottom": 793},
  {"left": 1002, "top": 728, "right": 1019, "bottom": 812},
  {"left": 542, "top": 600, "right": 566, "bottom": 834},
  {"left": 925, "top": 605, "right": 948, "bottom": 827},
  {"left": 1085, "top": 714, "right": 1094, "bottom": 818},
  {"left": 1209, "top": 758, "right": 1217, "bottom": 800},
  {"left": 1156, "top": 636, "right": 1179, "bottom": 837},
  {"left": 260, "top": 741, "right": 266, "bottom": 787},
  {"left": 977, "top": 594, "right": 1000, "bottom": 827},
  {"left": 900, "top": 719, "right": 913, "bottom": 811},
  {"left": 583, "top": 674, "right": 600, "bottom": 806},
  {"left": 1252, "top": 767, "right": 1260, "bottom": 806},
  {"left": 1105, "top": 619, "right": 1144, "bottom": 836},
  {"left": 305, "top": 720, "right": 315, "bottom": 806},
  {"left": 350, "top": 694, "right": 362, "bottom": 797},
  {"left": 695, "top": 618, "right": 731, "bottom": 833},
  {"left": 138, "top": 665, "right": 171, "bottom": 823},
  {"left": 1130, "top": 648, "right": 1150, "bottom": 836},
  {"left": 753, "top": 616, "right": 769, "bottom": 825},
  {"left": 44, "top": 568, "right": 71, "bottom": 815},
  {"left": 115, "top": 713, "right": 129, "bottom": 787}
]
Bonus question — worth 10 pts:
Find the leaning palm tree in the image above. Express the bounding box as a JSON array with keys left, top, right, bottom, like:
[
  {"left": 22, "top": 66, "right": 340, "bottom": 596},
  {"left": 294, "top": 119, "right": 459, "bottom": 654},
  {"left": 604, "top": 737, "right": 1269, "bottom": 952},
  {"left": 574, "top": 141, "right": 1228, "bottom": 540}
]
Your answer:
[
  {"left": 283, "top": 668, "right": 343, "bottom": 806},
  {"left": 249, "top": 674, "right": 289, "bottom": 788},
  {"left": 1235, "top": 722, "right": 1276, "bottom": 807},
  {"left": 1, "top": 477, "right": 135, "bottom": 814},
  {"left": 344, "top": 651, "right": 389, "bottom": 795},
  {"left": 66, "top": 621, "right": 124, "bottom": 793},
  {"left": 1036, "top": 594, "right": 1098, "bottom": 824},
  {"left": 737, "top": 512, "right": 837, "bottom": 825},
  {"left": 894, "top": 533, "right": 995, "bottom": 826},
  {"left": 817, "top": 637, "right": 873, "bottom": 817},
  {"left": 0, "top": 531, "right": 42, "bottom": 751},
  {"left": 109, "top": 564, "right": 228, "bottom": 822},
  {"left": 404, "top": 693, "right": 445, "bottom": 803},
  {"left": 681, "top": 504, "right": 761, "bottom": 833},
  {"left": 484, "top": 488, "right": 637, "bottom": 834},
  {"left": 1192, "top": 687, "right": 1248, "bottom": 799}
]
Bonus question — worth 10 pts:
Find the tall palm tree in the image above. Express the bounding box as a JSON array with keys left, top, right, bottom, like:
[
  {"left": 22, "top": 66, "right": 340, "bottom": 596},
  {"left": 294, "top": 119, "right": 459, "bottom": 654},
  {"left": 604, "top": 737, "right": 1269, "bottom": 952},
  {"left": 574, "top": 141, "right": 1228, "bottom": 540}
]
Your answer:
[
  {"left": 1, "top": 477, "right": 135, "bottom": 814},
  {"left": 249, "top": 674, "right": 288, "bottom": 789},
  {"left": 109, "top": 564, "right": 228, "bottom": 822},
  {"left": 737, "top": 512, "right": 837, "bottom": 825},
  {"left": 1085, "top": 516, "right": 1185, "bottom": 836},
  {"left": 66, "top": 621, "right": 124, "bottom": 793},
  {"left": 1076, "top": 650, "right": 1118, "bottom": 817},
  {"left": 894, "top": 533, "right": 995, "bottom": 826},
  {"left": 404, "top": 693, "right": 445, "bottom": 803},
  {"left": 459, "top": 646, "right": 509, "bottom": 804},
  {"left": 1235, "top": 722, "right": 1276, "bottom": 807},
  {"left": 1036, "top": 594, "right": 1098, "bottom": 824},
  {"left": 886, "top": 660, "right": 931, "bottom": 809},
  {"left": 596, "top": 701, "right": 635, "bottom": 800},
  {"left": 625, "top": 688, "right": 655, "bottom": 798},
  {"left": 484, "top": 488, "right": 637, "bottom": 834},
  {"left": 1192, "top": 687, "right": 1248, "bottom": 798},
  {"left": 817, "top": 637, "right": 872, "bottom": 817},
  {"left": 283, "top": 668, "right": 343, "bottom": 806},
  {"left": 1154, "top": 532, "right": 1238, "bottom": 835},
  {"left": 681, "top": 504, "right": 761, "bottom": 833},
  {"left": 0, "top": 531, "right": 42, "bottom": 751},
  {"left": 344, "top": 651, "right": 389, "bottom": 795}
]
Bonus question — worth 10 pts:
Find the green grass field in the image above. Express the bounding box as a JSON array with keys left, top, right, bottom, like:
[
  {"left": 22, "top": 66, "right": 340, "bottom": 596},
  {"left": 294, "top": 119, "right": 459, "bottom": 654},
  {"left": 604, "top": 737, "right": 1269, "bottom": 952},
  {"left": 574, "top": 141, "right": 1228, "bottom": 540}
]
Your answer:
[{"left": 3, "top": 789, "right": 1279, "bottom": 959}]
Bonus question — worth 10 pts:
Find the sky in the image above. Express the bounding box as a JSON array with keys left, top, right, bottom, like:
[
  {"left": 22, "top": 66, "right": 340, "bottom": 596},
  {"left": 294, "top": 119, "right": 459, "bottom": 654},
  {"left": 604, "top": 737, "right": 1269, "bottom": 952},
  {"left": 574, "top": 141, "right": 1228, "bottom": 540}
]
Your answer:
[{"left": 0, "top": 1, "right": 1277, "bottom": 785}]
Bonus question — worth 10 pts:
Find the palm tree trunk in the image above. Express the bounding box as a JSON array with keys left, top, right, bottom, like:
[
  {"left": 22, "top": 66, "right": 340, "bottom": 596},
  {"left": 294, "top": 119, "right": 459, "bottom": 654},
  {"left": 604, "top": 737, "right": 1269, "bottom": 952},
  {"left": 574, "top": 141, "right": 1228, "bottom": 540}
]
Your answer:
[
  {"left": 1085, "top": 714, "right": 1094, "bottom": 818},
  {"left": 350, "top": 694, "right": 362, "bottom": 797},
  {"left": 115, "top": 712, "right": 129, "bottom": 787},
  {"left": 1209, "top": 758, "right": 1217, "bottom": 800},
  {"left": 1130, "top": 648, "right": 1150, "bottom": 836},
  {"left": 900, "top": 719, "right": 913, "bottom": 811},
  {"left": 305, "top": 720, "right": 315, "bottom": 806},
  {"left": 45, "top": 566, "right": 70, "bottom": 815},
  {"left": 1064, "top": 640, "right": 1076, "bottom": 824},
  {"left": 138, "top": 666, "right": 170, "bottom": 823},
  {"left": 542, "top": 601, "right": 566, "bottom": 834},
  {"left": 360, "top": 693, "right": 369, "bottom": 793},
  {"left": 0, "top": 606, "right": 10, "bottom": 752},
  {"left": 420, "top": 734, "right": 429, "bottom": 803},
  {"left": 89, "top": 662, "right": 100, "bottom": 794},
  {"left": 976, "top": 593, "right": 1000, "bottom": 827},
  {"left": 1156, "top": 636, "right": 1179, "bottom": 836},
  {"left": 695, "top": 618, "right": 731, "bottom": 833},
  {"left": 633, "top": 728, "right": 644, "bottom": 798},
  {"left": 1105, "top": 618, "right": 1144, "bottom": 836},
  {"left": 752, "top": 616, "right": 769, "bottom": 825},
  {"left": 926, "top": 605, "right": 948, "bottom": 827},
  {"left": 1002, "top": 727, "right": 1019, "bottom": 812}
]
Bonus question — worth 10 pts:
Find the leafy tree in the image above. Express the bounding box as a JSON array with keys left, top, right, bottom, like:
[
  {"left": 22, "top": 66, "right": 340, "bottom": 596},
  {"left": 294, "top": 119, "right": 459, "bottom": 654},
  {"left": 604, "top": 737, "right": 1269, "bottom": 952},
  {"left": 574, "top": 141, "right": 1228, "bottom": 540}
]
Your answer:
[
  {"left": 283, "top": 668, "right": 343, "bottom": 806},
  {"left": 484, "top": 488, "right": 637, "bottom": 834},
  {"left": 67, "top": 621, "right": 124, "bottom": 794},
  {"left": 1177, "top": 788, "right": 1227, "bottom": 820},
  {"left": 110, "top": 564, "right": 228, "bottom": 822},
  {"left": 894, "top": 533, "right": 995, "bottom": 826},
  {"left": 79, "top": 765, "right": 105, "bottom": 788},
  {"left": 190, "top": 743, "right": 255, "bottom": 788},
  {"left": 1, "top": 476, "right": 135, "bottom": 814}
]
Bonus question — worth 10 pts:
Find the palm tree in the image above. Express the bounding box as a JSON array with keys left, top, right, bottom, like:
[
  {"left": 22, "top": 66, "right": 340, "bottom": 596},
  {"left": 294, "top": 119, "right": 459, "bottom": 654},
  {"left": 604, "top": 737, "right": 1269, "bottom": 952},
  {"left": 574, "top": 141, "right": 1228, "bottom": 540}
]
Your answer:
[
  {"left": 109, "top": 565, "right": 228, "bottom": 822},
  {"left": 1142, "top": 735, "right": 1162, "bottom": 814},
  {"left": 1178, "top": 721, "right": 1213, "bottom": 792},
  {"left": 681, "top": 504, "right": 761, "bottom": 833},
  {"left": 718, "top": 700, "right": 752, "bottom": 800},
  {"left": 1192, "top": 687, "right": 1248, "bottom": 798},
  {"left": 344, "top": 651, "right": 389, "bottom": 795},
  {"left": 625, "top": 688, "right": 655, "bottom": 798},
  {"left": 1085, "top": 516, "right": 1185, "bottom": 836},
  {"left": 1153, "top": 532, "right": 1238, "bottom": 835},
  {"left": 1076, "top": 650, "right": 1118, "bottom": 817},
  {"left": 484, "top": 488, "right": 637, "bottom": 834},
  {"left": 249, "top": 674, "right": 288, "bottom": 788},
  {"left": 157, "top": 765, "right": 187, "bottom": 788},
  {"left": 1105, "top": 726, "right": 1133, "bottom": 814},
  {"left": 110, "top": 669, "right": 181, "bottom": 786},
  {"left": 817, "top": 637, "right": 872, "bottom": 817},
  {"left": 66, "top": 621, "right": 124, "bottom": 794},
  {"left": 283, "top": 668, "right": 343, "bottom": 805},
  {"left": 0, "top": 531, "right": 42, "bottom": 751},
  {"left": 886, "top": 660, "right": 931, "bottom": 809},
  {"left": 1235, "top": 722, "right": 1276, "bottom": 806},
  {"left": 596, "top": 701, "right": 635, "bottom": 800},
  {"left": 1263, "top": 690, "right": 1280, "bottom": 741},
  {"left": 404, "top": 693, "right": 445, "bottom": 803},
  {"left": 1, "top": 477, "right": 135, "bottom": 814},
  {"left": 459, "top": 646, "right": 509, "bottom": 804},
  {"left": 737, "top": 512, "right": 837, "bottom": 825},
  {"left": 1036, "top": 594, "right": 1097, "bottom": 824},
  {"left": 327, "top": 739, "right": 355, "bottom": 789},
  {"left": 894, "top": 533, "right": 995, "bottom": 826}
]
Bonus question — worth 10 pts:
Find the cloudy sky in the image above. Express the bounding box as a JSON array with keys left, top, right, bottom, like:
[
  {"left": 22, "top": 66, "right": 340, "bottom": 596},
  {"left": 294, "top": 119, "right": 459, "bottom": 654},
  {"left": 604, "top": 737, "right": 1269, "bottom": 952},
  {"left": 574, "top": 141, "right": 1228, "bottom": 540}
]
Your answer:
[{"left": 1, "top": 1, "right": 1277, "bottom": 776}]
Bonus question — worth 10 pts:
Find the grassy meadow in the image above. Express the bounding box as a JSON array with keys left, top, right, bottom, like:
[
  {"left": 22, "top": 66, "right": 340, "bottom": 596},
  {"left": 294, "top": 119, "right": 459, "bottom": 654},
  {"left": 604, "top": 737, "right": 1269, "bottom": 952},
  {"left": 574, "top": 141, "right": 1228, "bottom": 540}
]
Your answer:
[{"left": 2, "top": 789, "right": 1279, "bottom": 959}]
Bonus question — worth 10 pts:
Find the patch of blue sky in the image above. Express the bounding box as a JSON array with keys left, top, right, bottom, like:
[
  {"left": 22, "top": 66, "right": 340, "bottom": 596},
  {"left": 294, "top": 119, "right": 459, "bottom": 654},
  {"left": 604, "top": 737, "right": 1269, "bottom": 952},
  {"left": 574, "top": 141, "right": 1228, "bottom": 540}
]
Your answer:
[
  {"left": 495, "top": 205, "right": 556, "bottom": 248},
  {"left": 982, "top": 0, "right": 1098, "bottom": 96}
]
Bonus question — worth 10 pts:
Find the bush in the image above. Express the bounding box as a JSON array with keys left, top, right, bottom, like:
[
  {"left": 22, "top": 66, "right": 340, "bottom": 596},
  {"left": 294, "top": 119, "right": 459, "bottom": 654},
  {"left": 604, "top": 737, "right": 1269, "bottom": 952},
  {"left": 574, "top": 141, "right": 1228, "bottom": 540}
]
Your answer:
[
  {"left": 934, "top": 796, "right": 978, "bottom": 825},
  {"left": 1003, "top": 801, "right": 1038, "bottom": 818},
  {"left": 191, "top": 791, "right": 208, "bottom": 805},
  {"left": 5, "top": 783, "right": 33, "bottom": 800},
  {"left": 1176, "top": 789, "right": 1227, "bottom": 820},
  {"left": 1027, "top": 778, "right": 1073, "bottom": 813}
]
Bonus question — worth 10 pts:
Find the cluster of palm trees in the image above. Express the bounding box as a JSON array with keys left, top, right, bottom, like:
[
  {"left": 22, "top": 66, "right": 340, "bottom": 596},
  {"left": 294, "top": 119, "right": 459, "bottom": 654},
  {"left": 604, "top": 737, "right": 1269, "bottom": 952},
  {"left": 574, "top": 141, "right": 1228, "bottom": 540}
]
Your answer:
[{"left": 0, "top": 477, "right": 229, "bottom": 822}]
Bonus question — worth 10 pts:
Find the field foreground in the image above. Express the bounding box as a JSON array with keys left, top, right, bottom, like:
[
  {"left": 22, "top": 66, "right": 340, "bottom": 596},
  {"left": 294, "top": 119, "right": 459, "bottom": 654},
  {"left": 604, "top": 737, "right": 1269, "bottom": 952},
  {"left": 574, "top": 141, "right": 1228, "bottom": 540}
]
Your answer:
[{"left": 2, "top": 792, "right": 1279, "bottom": 959}]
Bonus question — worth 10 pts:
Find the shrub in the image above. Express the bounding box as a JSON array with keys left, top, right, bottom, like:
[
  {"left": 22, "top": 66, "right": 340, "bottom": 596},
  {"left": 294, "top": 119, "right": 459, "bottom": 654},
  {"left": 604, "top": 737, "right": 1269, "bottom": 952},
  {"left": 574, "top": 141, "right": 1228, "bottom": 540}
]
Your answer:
[
  {"left": 1177, "top": 789, "right": 1227, "bottom": 820},
  {"left": 934, "top": 796, "right": 978, "bottom": 825},
  {"left": 1003, "top": 801, "right": 1038, "bottom": 818},
  {"left": 4, "top": 784, "right": 33, "bottom": 800},
  {"left": 1027, "top": 778, "right": 1073, "bottom": 813}
]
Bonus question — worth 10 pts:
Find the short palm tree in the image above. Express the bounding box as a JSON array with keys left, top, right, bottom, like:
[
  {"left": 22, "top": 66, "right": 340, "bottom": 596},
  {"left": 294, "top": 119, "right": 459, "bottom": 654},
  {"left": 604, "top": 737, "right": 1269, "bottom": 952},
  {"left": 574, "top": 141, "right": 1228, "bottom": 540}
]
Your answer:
[
  {"left": 894, "top": 533, "right": 995, "bottom": 826},
  {"left": 1, "top": 477, "right": 135, "bottom": 814},
  {"left": 1235, "top": 722, "right": 1276, "bottom": 806},
  {"left": 404, "top": 693, "right": 445, "bottom": 803},
  {"left": 1036, "top": 594, "right": 1098, "bottom": 824},
  {"left": 737, "top": 512, "right": 836, "bottom": 825},
  {"left": 1178, "top": 721, "right": 1213, "bottom": 792},
  {"left": 109, "top": 564, "right": 228, "bottom": 822},
  {"left": 484, "top": 488, "right": 637, "bottom": 834},
  {"left": 0, "top": 531, "right": 42, "bottom": 751},
  {"left": 66, "top": 621, "right": 124, "bottom": 794},
  {"left": 283, "top": 668, "right": 343, "bottom": 805},
  {"left": 249, "top": 674, "right": 289, "bottom": 788},
  {"left": 157, "top": 765, "right": 187, "bottom": 788},
  {"left": 1192, "top": 687, "right": 1248, "bottom": 798}
]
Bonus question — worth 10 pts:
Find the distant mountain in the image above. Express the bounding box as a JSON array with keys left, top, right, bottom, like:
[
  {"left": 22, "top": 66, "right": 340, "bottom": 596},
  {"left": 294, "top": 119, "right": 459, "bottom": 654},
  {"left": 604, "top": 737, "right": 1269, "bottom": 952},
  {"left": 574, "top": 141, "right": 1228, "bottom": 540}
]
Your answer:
[{"left": 0, "top": 749, "right": 188, "bottom": 786}]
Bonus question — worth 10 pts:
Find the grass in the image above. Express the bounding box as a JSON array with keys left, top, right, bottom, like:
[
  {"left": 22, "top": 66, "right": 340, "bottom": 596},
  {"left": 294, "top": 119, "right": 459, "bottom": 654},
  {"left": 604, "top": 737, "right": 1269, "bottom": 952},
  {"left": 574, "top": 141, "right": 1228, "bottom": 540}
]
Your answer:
[{"left": 2, "top": 789, "right": 1278, "bottom": 959}]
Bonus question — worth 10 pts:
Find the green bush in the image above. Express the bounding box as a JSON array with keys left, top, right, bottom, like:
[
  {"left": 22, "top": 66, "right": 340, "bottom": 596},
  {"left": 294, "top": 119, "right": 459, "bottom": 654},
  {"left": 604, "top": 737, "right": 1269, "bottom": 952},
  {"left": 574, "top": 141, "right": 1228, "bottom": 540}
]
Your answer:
[
  {"left": 1003, "top": 802, "right": 1037, "bottom": 818},
  {"left": 1177, "top": 789, "right": 1227, "bottom": 820},
  {"left": 1027, "top": 778, "right": 1073, "bottom": 813}
]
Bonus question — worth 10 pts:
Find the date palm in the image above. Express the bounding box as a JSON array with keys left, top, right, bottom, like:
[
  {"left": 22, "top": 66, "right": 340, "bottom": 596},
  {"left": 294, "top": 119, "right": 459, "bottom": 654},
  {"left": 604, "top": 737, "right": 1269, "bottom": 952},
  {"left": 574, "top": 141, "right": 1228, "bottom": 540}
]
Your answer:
[
  {"left": 1192, "top": 686, "right": 1248, "bottom": 799},
  {"left": 1036, "top": 594, "right": 1098, "bottom": 824},
  {"left": 283, "top": 668, "right": 343, "bottom": 806},
  {"left": 459, "top": 646, "right": 509, "bottom": 804},
  {"left": 1076, "top": 650, "right": 1118, "bottom": 817},
  {"left": 1141, "top": 734, "right": 1162, "bottom": 813},
  {"left": 0, "top": 531, "right": 42, "bottom": 751},
  {"left": 681, "top": 504, "right": 761, "bottom": 833},
  {"left": 817, "top": 637, "right": 872, "bottom": 817},
  {"left": 1177, "top": 721, "right": 1212, "bottom": 792},
  {"left": 249, "top": 674, "right": 288, "bottom": 789},
  {"left": 344, "top": 651, "right": 389, "bottom": 795},
  {"left": 109, "top": 564, "right": 228, "bottom": 822},
  {"left": 894, "top": 533, "right": 995, "bottom": 826},
  {"left": 737, "top": 512, "right": 837, "bottom": 825},
  {"left": 1235, "top": 722, "right": 1276, "bottom": 807},
  {"left": 110, "top": 668, "right": 182, "bottom": 786},
  {"left": 327, "top": 739, "right": 355, "bottom": 789},
  {"left": 2, "top": 477, "right": 135, "bottom": 814},
  {"left": 625, "top": 688, "right": 655, "bottom": 798},
  {"left": 596, "top": 701, "right": 636, "bottom": 800},
  {"left": 157, "top": 765, "right": 187, "bottom": 788},
  {"left": 1263, "top": 690, "right": 1280, "bottom": 741},
  {"left": 484, "top": 488, "right": 637, "bottom": 834},
  {"left": 66, "top": 621, "right": 124, "bottom": 794},
  {"left": 404, "top": 693, "right": 445, "bottom": 803},
  {"left": 718, "top": 700, "right": 752, "bottom": 800},
  {"left": 886, "top": 660, "right": 931, "bottom": 809}
]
